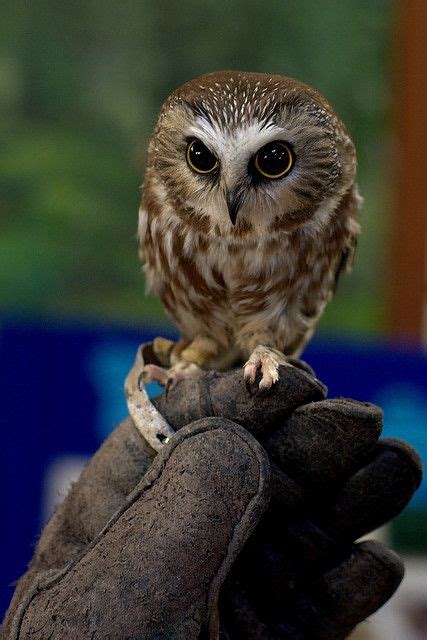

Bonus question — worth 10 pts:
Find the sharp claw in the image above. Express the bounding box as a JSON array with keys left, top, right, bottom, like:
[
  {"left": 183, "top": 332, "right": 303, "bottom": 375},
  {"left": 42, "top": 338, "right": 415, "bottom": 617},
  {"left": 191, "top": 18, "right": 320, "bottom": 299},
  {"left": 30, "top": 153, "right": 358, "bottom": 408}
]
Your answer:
[
  {"left": 141, "top": 366, "right": 155, "bottom": 384},
  {"left": 258, "top": 376, "right": 273, "bottom": 394},
  {"left": 141, "top": 364, "right": 169, "bottom": 387},
  {"left": 258, "top": 380, "right": 269, "bottom": 393},
  {"left": 138, "top": 372, "right": 146, "bottom": 390},
  {"left": 165, "top": 369, "right": 189, "bottom": 396},
  {"left": 243, "top": 346, "right": 288, "bottom": 394},
  {"left": 165, "top": 378, "right": 173, "bottom": 398},
  {"left": 243, "top": 363, "right": 257, "bottom": 385},
  {"left": 255, "top": 386, "right": 269, "bottom": 398},
  {"left": 140, "top": 371, "right": 151, "bottom": 384}
]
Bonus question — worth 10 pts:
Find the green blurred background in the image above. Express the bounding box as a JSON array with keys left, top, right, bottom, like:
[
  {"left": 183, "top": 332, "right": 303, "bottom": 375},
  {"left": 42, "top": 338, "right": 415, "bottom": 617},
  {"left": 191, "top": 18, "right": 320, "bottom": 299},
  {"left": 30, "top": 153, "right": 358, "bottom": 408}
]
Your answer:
[{"left": 0, "top": 0, "right": 393, "bottom": 333}]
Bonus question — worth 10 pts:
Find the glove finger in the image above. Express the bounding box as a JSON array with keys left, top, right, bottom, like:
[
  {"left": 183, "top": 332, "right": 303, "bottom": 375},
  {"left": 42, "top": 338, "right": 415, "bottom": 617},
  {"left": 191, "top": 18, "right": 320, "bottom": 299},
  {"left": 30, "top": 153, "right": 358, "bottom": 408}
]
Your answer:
[
  {"left": 265, "top": 398, "right": 383, "bottom": 493},
  {"left": 249, "top": 515, "right": 335, "bottom": 588},
  {"left": 318, "top": 437, "right": 423, "bottom": 542},
  {"left": 222, "top": 540, "right": 402, "bottom": 640},
  {"left": 241, "top": 438, "right": 421, "bottom": 591},
  {"left": 286, "top": 357, "right": 317, "bottom": 377},
  {"left": 153, "top": 363, "right": 327, "bottom": 437},
  {"left": 220, "top": 579, "right": 304, "bottom": 640},
  {"left": 286, "top": 540, "right": 404, "bottom": 639},
  {"left": 10, "top": 418, "right": 270, "bottom": 640}
]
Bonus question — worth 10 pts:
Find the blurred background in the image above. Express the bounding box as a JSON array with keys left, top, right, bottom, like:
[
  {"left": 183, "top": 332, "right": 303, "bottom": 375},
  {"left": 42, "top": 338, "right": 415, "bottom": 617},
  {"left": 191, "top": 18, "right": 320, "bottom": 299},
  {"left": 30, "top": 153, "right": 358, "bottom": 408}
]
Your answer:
[{"left": 1, "top": 1, "right": 426, "bottom": 636}]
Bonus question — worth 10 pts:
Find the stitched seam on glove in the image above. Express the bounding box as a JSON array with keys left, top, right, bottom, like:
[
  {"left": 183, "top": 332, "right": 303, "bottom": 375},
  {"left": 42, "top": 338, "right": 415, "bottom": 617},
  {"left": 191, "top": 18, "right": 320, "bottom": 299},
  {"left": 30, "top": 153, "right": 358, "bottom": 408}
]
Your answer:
[{"left": 10, "top": 418, "right": 271, "bottom": 640}]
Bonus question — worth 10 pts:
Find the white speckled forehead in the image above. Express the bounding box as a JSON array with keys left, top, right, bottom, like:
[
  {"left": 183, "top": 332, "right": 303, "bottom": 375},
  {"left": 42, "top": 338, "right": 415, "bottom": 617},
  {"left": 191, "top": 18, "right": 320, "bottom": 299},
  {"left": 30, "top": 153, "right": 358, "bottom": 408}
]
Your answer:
[
  {"left": 191, "top": 77, "right": 283, "bottom": 127},
  {"left": 165, "top": 70, "right": 338, "bottom": 130}
]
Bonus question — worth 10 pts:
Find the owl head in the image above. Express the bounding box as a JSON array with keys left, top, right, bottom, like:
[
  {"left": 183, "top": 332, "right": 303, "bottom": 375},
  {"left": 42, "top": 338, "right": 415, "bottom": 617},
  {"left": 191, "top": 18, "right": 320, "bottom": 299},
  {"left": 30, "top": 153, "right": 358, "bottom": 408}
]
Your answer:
[{"left": 146, "top": 71, "right": 357, "bottom": 238}]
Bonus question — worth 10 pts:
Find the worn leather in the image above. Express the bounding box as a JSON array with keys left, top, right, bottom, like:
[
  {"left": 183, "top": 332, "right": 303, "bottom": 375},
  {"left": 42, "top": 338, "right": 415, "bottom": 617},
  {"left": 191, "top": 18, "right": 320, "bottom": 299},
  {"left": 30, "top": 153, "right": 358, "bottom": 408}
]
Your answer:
[
  {"left": 152, "top": 361, "right": 327, "bottom": 439},
  {"left": 4, "top": 419, "right": 270, "bottom": 639}
]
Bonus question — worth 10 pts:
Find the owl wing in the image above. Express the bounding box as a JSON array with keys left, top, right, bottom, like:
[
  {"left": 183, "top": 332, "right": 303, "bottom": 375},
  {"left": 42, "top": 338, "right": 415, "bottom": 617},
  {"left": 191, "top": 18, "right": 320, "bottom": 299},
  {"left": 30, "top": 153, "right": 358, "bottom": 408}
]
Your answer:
[
  {"left": 334, "top": 234, "right": 358, "bottom": 291},
  {"left": 333, "top": 185, "right": 362, "bottom": 291}
]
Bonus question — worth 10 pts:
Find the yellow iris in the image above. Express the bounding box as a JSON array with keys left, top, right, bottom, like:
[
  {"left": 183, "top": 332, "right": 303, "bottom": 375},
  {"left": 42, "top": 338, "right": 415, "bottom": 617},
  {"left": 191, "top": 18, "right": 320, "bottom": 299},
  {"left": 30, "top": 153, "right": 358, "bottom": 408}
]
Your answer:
[
  {"left": 254, "top": 141, "right": 294, "bottom": 179},
  {"left": 186, "top": 139, "right": 219, "bottom": 174}
]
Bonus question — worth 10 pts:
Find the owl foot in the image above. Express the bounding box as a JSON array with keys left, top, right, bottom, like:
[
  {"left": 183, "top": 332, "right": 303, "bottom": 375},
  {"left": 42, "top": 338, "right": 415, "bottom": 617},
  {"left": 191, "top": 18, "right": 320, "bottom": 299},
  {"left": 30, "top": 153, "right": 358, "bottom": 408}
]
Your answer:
[
  {"left": 141, "top": 364, "right": 169, "bottom": 387},
  {"left": 141, "top": 360, "right": 202, "bottom": 395},
  {"left": 243, "top": 345, "right": 289, "bottom": 393},
  {"left": 165, "top": 361, "right": 202, "bottom": 395}
]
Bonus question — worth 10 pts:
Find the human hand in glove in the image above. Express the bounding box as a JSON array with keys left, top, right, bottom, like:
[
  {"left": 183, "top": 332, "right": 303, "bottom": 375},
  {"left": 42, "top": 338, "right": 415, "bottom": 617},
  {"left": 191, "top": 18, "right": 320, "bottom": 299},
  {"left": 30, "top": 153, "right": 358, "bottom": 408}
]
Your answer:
[{"left": 2, "top": 345, "right": 422, "bottom": 640}]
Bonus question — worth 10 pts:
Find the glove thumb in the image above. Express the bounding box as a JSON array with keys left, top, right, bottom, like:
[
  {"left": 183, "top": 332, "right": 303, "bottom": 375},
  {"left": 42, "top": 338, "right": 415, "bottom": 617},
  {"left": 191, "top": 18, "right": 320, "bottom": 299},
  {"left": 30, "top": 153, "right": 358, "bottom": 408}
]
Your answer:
[{"left": 9, "top": 418, "right": 270, "bottom": 640}]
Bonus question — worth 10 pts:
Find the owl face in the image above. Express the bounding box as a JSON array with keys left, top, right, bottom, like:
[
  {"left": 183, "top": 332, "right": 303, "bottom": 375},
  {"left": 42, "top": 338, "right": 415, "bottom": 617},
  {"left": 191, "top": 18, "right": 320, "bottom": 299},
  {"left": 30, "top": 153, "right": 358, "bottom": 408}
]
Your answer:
[{"left": 148, "top": 72, "right": 357, "bottom": 238}]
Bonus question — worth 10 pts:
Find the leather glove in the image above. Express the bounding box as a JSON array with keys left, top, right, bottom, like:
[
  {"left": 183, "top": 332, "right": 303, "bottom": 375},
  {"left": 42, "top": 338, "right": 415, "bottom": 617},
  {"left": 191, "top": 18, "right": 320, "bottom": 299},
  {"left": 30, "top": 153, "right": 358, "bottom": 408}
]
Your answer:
[
  {"left": 2, "top": 345, "right": 422, "bottom": 639},
  {"left": 153, "top": 353, "right": 423, "bottom": 639}
]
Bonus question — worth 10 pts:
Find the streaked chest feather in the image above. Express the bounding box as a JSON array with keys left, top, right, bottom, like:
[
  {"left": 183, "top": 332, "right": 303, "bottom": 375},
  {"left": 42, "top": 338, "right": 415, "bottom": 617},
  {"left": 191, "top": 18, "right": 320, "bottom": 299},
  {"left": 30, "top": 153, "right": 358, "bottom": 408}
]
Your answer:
[{"left": 140, "top": 201, "right": 349, "bottom": 346}]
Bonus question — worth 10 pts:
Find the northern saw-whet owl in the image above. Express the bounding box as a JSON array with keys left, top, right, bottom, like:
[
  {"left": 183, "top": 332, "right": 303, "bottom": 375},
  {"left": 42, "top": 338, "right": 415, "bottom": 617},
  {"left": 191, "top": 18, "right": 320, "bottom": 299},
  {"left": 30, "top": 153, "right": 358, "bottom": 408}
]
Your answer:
[{"left": 139, "top": 71, "right": 361, "bottom": 391}]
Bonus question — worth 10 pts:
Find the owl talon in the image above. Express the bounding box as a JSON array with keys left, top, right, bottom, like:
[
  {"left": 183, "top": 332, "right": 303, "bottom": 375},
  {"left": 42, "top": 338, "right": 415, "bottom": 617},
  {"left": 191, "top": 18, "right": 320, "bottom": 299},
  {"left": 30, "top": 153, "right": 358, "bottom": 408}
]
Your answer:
[
  {"left": 243, "top": 345, "right": 289, "bottom": 393},
  {"left": 243, "top": 363, "right": 258, "bottom": 386},
  {"left": 164, "top": 372, "right": 186, "bottom": 395},
  {"left": 163, "top": 361, "right": 203, "bottom": 396},
  {"left": 141, "top": 364, "right": 169, "bottom": 387},
  {"left": 165, "top": 373, "right": 187, "bottom": 398}
]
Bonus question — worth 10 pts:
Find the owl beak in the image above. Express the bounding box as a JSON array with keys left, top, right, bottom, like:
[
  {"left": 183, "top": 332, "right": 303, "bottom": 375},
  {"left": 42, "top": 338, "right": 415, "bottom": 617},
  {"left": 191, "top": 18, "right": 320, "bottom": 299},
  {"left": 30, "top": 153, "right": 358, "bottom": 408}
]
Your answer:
[{"left": 226, "top": 190, "right": 243, "bottom": 226}]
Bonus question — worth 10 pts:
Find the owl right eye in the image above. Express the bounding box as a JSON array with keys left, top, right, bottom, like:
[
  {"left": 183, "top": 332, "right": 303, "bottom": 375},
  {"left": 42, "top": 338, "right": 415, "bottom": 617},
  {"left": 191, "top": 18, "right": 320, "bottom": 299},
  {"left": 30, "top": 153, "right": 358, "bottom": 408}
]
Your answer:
[
  {"left": 254, "top": 141, "right": 294, "bottom": 180},
  {"left": 186, "top": 139, "right": 219, "bottom": 174}
]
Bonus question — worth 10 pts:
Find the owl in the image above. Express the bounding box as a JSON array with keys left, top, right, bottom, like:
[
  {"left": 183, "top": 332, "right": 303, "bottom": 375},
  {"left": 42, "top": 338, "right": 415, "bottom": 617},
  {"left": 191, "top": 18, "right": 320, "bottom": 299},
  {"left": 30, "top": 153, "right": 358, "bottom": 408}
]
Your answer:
[{"left": 138, "top": 71, "right": 361, "bottom": 392}]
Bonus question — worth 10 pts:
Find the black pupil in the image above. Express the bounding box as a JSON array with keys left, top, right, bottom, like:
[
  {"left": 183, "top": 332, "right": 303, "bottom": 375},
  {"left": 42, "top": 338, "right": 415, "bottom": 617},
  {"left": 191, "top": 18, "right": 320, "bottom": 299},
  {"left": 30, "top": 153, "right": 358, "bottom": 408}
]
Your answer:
[
  {"left": 257, "top": 142, "right": 292, "bottom": 176},
  {"left": 189, "top": 140, "right": 217, "bottom": 172}
]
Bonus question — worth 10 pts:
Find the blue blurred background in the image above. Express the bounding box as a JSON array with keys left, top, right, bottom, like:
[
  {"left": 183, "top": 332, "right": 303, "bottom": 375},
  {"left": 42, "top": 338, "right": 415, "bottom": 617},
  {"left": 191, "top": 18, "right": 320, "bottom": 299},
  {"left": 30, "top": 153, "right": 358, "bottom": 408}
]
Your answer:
[{"left": 1, "top": 1, "right": 426, "bottom": 636}]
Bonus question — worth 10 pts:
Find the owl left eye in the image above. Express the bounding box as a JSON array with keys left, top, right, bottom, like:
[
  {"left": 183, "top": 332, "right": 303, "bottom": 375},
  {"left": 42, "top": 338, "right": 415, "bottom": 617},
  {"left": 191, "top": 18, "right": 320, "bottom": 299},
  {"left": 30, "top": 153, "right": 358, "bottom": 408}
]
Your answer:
[
  {"left": 254, "top": 141, "right": 294, "bottom": 179},
  {"left": 186, "top": 139, "right": 219, "bottom": 174}
]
